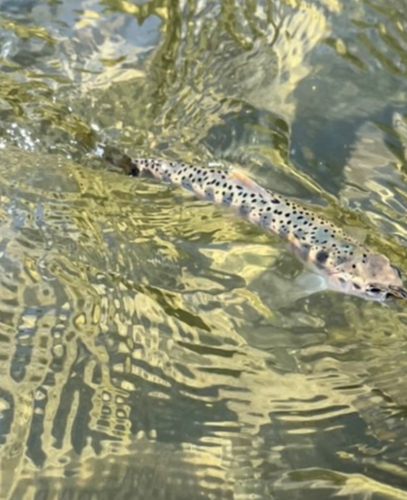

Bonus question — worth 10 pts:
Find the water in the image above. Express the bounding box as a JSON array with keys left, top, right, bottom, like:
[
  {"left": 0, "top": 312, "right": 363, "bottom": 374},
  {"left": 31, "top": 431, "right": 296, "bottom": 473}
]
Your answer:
[{"left": 1, "top": 0, "right": 407, "bottom": 498}]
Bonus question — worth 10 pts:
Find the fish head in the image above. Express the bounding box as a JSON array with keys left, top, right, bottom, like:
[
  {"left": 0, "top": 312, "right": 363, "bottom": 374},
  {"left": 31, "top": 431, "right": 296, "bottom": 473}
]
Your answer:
[{"left": 329, "top": 251, "right": 407, "bottom": 302}]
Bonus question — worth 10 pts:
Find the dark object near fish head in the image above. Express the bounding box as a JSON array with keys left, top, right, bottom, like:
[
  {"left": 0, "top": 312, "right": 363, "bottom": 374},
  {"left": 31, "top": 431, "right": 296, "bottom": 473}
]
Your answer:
[
  {"left": 101, "top": 144, "right": 139, "bottom": 176},
  {"left": 386, "top": 285, "right": 407, "bottom": 300}
]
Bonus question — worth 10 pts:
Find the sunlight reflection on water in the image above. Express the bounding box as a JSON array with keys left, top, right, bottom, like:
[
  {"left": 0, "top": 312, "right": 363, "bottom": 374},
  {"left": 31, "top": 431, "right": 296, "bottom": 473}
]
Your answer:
[{"left": 1, "top": 1, "right": 407, "bottom": 499}]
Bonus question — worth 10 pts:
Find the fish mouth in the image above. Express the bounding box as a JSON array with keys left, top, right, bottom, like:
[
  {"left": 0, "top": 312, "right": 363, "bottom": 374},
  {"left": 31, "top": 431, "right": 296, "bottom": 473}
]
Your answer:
[{"left": 386, "top": 286, "right": 407, "bottom": 300}]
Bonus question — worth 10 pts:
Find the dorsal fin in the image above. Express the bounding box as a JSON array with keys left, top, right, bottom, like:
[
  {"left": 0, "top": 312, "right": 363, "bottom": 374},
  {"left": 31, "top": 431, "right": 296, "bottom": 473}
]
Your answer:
[{"left": 229, "top": 169, "right": 270, "bottom": 198}]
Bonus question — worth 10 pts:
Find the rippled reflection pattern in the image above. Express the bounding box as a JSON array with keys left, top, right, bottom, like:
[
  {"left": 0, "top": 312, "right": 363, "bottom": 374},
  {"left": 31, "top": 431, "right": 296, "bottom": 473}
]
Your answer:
[{"left": 1, "top": 0, "right": 407, "bottom": 499}]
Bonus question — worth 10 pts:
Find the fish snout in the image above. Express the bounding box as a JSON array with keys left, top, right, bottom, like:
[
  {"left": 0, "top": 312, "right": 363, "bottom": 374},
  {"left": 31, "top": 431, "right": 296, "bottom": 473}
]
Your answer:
[{"left": 388, "top": 285, "right": 407, "bottom": 300}]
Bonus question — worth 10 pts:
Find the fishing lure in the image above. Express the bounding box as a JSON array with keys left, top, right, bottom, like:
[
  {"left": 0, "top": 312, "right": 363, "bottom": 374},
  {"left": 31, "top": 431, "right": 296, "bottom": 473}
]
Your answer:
[{"left": 105, "top": 150, "right": 406, "bottom": 302}]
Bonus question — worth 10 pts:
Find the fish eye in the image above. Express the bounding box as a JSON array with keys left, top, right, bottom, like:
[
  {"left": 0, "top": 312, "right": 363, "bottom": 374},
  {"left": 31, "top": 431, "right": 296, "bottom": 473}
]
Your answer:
[
  {"left": 366, "top": 285, "right": 383, "bottom": 295},
  {"left": 391, "top": 265, "right": 402, "bottom": 279}
]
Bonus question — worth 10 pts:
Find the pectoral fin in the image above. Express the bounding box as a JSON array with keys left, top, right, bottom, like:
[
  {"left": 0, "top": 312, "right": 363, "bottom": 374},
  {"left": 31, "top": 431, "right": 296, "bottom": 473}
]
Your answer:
[
  {"left": 293, "top": 271, "right": 328, "bottom": 296},
  {"left": 265, "top": 271, "right": 328, "bottom": 309}
]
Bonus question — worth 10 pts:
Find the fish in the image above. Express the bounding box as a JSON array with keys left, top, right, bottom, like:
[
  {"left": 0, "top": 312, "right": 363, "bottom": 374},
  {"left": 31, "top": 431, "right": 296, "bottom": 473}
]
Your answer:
[{"left": 103, "top": 148, "right": 407, "bottom": 302}]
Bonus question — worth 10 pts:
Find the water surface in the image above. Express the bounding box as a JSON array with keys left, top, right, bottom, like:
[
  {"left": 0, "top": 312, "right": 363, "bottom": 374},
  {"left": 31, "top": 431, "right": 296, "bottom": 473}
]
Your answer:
[{"left": 1, "top": 0, "right": 407, "bottom": 499}]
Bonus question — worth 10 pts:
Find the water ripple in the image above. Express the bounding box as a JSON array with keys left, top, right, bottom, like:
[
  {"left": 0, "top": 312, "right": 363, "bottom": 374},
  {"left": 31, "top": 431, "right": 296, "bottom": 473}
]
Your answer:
[{"left": 2, "top": 0, "right": 407, "bottom": 498}]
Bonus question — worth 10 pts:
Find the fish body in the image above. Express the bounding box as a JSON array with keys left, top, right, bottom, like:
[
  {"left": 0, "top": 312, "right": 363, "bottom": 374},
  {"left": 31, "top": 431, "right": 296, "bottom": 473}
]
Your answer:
[{"left": 106, "top": 151, "right": 406, "bottom": 302}]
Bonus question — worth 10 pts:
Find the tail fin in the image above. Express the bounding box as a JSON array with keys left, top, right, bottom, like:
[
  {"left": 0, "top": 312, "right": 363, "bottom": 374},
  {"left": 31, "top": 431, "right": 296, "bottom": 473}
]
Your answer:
[{"left": 97, "top": 143, "right": 141, "bottom": 176}]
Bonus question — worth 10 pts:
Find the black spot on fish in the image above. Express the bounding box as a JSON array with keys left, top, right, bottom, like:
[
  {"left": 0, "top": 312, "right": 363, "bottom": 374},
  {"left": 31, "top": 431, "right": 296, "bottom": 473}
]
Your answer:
[{"left": 316, "top": 250, "right": 329, "bottom": 266}]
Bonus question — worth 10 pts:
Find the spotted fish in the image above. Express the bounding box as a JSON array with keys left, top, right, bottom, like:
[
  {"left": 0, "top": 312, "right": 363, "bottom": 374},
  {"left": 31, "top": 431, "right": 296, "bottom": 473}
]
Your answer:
[{"left": 105, "top": 150, "right": 406, "bottom": 302}]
